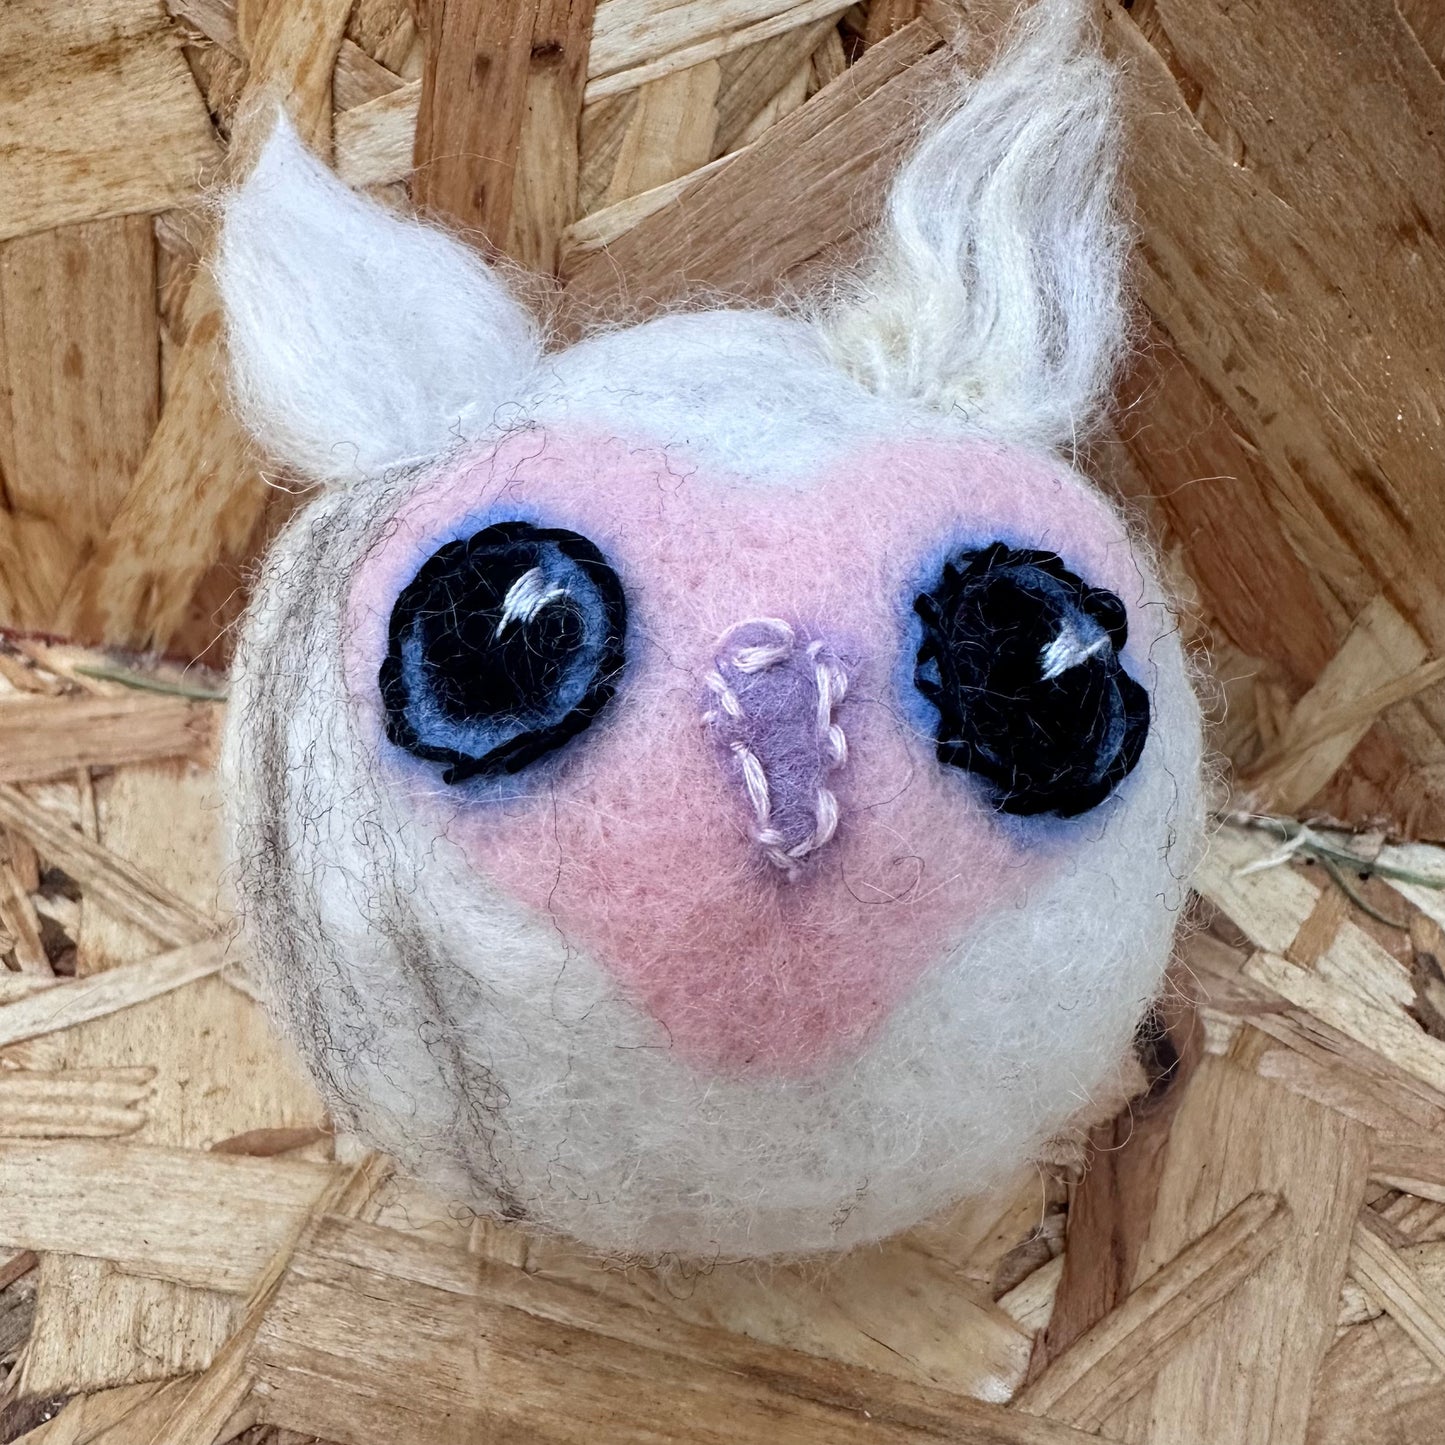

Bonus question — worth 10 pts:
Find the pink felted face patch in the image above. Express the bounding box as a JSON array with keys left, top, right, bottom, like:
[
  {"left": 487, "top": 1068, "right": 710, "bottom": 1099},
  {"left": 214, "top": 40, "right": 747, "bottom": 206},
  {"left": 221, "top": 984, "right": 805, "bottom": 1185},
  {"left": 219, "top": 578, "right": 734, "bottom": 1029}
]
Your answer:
[{"left": 346, "top": 428, "right": 1152, "bottom": 1076}]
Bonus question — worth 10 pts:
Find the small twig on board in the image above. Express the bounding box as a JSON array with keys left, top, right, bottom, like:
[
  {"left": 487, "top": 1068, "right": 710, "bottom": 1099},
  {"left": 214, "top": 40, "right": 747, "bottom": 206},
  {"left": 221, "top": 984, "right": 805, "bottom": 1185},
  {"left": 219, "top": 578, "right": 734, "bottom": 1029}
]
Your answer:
[
  {"left": 1223, "top": 811, "right": 1445, "bottom": 930},
  {"left": 73, "top": 664, "right": 228, "bottom": 702}
]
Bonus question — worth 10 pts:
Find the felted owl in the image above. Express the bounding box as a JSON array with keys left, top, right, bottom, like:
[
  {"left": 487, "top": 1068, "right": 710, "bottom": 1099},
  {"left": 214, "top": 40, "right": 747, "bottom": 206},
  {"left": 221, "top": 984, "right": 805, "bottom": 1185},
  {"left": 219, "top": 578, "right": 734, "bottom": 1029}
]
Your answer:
[{"left": 218, "top": 1, "right": 1204, "bottom": 1259}]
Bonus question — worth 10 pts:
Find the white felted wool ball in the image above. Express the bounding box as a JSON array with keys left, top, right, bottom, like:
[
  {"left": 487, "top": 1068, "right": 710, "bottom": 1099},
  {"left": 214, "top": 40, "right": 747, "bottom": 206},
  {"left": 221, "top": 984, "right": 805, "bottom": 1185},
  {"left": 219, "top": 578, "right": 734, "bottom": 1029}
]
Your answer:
[{"left": 217, "top": 0, "right": 1204, "bottom": 1260}]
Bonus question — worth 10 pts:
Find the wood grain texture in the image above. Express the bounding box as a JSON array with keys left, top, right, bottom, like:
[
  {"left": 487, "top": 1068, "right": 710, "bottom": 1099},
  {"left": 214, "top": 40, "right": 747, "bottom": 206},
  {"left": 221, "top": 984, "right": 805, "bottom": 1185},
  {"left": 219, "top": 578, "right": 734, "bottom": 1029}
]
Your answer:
[
  {"left": 0, "top": 785, "right": 214, "bottom": 950},
  {"left": 249, "top": 1214, "right": 1118, "bottom": 1445},
  {"left": 0, "top": 941, "right": 227, "bottom": 1049},
  {"left": 14, "top": 761, "right": 325, "bottom": 1396},
  {"left": 585, "top": 0, "right": 848, "bottom": 100},
  {"left": 1347, "top": 1209, "right": 1445, "bottom": 1373},
  {"left": 0, "top": 218, "right": 159, "bottom": 626},
  {"left": 0, "top": 694, "right": 218, "bottom": 786},
  {"left": 412, "top": 0, "right": 596, "bottom": 270},
  {"left": 562, "top": 18, "right": 943, "bottom": 315},
  {"left": 54, "top": 0, "right": 352, "bottom": 655},
  {"left": 1036, "top": 972, "right": 1202, "bottom": 1370},
  {"left": 0, "top": 1142, "right": 335, "bottom": 1293},
  {"left": 122, "top": 1151, "right": 392, "bottom": 1445},
  {"left": 0, "top": 1067, "right": 154, "bottom": 1140},
  {"left": 1018, "top": 1193, "right": 1291, "bottom": 1430},
  {"left": 1307, "top": 1236, "right": 1445, "bottom": 1445},
  {"left": 1102, "top": 1059, "right": 1370, "bottom": 1445},
  {"left": 1103, "top": 0, "right": 1445, "bottom": 832},
  {"left": 0, "top": 0, "right": 221, "bottom": 242},
  {"left": 464, "top": 1176, "right": 1046, "bottom": 1404}
]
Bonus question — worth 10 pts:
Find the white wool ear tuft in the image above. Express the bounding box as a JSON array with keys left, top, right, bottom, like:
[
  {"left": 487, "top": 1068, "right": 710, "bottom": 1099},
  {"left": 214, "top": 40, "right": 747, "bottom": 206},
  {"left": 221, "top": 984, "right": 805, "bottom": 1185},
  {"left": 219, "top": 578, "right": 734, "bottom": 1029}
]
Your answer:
[
  {"left": 216, "top": 113, "right": 541, "bottom": 483},
  {"left": 821, "top": 0, "right": 1127, "bottom": 451}
]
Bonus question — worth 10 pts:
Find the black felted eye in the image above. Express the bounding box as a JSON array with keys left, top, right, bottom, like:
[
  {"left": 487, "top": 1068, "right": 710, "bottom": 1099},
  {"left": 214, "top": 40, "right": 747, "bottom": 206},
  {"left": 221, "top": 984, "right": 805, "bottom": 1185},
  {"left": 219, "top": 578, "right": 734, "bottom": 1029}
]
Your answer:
[
  {"left": 380, "top": 521, "right": 627, "bottom": 783},
  {"left": 913, "top": 543, "right": 1149, "bottom": 817}
]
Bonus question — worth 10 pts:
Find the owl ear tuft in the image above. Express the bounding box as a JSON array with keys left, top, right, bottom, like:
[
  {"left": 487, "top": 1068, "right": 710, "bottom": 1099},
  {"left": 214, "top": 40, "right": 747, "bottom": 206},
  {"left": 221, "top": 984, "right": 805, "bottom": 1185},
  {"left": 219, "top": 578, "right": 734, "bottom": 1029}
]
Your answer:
[
  {"left": 215, "top": 112, "right": 541, "bottom": 483},
  {"left": 819, "top": 0, "right": 1127, "bottom": 453}
]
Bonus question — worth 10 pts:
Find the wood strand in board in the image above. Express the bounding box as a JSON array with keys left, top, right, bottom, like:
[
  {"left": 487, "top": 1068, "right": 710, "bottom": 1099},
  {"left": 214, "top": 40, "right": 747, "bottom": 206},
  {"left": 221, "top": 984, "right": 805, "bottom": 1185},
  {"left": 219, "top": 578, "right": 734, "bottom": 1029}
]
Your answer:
[
  {"left": 1308, "top": 1269, "right": 1445, "bottom": 1445},
  {"left": 0, "top": 695, "right": 219, "bottom": 786},
  {"left": 250, "top": 1213, "right": 1123, "bottom": 1445},
  {"left": 0, "top": 216, "right": 160, "bottom": 627},
  {"left": 1371, "top": 1131, "right": 1445, "bottom": 1202},
  {"left": 411, "top": 0, "right": 596, "bottom": 271},
  {"left": 1016, "top": 1192, "right": 1291, "bottom": 1430},
  {"left": 0, "top": 1066, "right": 154, "bottom": 1139},
  {"left": 53, "top": 0, "right": 354, "bottom": 656},
  {"left": 561, "top": 17, "right": 945, "bottom": 317},
  {"left": 0, "top": 840, "right": 49, "bottom": 975},
  {"left": 336, "top": 82, "right": 423, "bottom": 187},
  {"left": 238, "top": 0, "right": 354, "bottom": 155},
  {"left": 0, "top": 786, "right": 214, "bottom": 948},
  {"left": 1099, "top": 1058, "right": 1369, "bottom": 1445},
  {"left": 1034, "top": 970, "right": 1201, "bottom": 1372},
  {"left": 588, "top": 0, "right": 834, "bottom": 82},
  {"left": 0, "top": 939, "right": 228, "bottom": 1048},
  {"left": 584, "top": 0, "right": 850, "bottom": 101},
  {"left": 1242, "top": 949, "right": 1445, "bottom": 1103},
  {"left": 1347, "top": 1209, "right": 1445, "bottom": 1373},
  {"left": 4, "top": 1380, "right": 175, "bottom": 1445},
  {"left": 115, "top": 1151, "right": 394, "bottom": 1445},
  {"left": 0, "top": 1140, "right": 337, "bottom": 1294},
  {"left": 0, "top": 0, "right": 221, "bottom": 242}
]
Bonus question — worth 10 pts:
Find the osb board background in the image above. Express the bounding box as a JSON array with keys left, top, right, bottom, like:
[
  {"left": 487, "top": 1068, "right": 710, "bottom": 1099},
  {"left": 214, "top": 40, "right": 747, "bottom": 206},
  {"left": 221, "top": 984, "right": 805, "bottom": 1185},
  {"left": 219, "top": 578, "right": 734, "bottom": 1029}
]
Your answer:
[
  {"left": 7, "top": 644, "right": 1445, "bottom": 1445},
  {"left": 4, "top": 0, "right": 1445, "bottom": 1442}
]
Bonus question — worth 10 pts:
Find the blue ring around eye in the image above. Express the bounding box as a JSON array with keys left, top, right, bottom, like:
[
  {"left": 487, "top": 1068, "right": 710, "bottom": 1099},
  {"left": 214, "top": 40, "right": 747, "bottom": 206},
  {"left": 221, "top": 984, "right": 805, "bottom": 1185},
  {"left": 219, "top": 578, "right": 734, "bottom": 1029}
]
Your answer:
[{"left": 379, "top": 521, "right": 628, "bottom": 783}]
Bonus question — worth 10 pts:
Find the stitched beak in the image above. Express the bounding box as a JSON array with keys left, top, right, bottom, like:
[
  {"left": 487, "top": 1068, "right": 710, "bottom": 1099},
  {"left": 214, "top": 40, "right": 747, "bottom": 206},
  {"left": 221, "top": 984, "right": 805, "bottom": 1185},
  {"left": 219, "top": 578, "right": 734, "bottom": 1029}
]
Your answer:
[{"left": 700, "top": 618, "right": 849, "bottom": 877}]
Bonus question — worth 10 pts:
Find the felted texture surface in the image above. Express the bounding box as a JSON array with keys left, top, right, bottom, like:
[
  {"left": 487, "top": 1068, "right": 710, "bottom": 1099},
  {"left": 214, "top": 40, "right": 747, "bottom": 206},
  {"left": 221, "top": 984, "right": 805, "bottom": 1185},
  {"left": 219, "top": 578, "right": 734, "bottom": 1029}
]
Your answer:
[{"left": 216, "top": 0, "right": 1207, "bottom": 1258}]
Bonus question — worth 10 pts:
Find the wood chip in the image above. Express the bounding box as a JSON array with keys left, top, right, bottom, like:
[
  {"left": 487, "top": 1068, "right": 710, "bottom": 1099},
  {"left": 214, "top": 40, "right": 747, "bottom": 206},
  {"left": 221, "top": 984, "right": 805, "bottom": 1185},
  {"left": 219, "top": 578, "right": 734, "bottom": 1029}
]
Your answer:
[
  {"left": 0, "top": 1249, "right": 39, "bottom": 1293},
  {"left": 121, "top": 1151, "right": 393, "bottom": 1445},
  {"left": 1094, "top": 1058, "right": 1368, "bottom": 1445},
  {"left": 251, "top": 1213, "right": 1121, "bottom": 1445},
  {"left": 1348, "top": 1209, "right": 1445, "bottom": 1373},
  {"left": 996, "top": 1256, "right": 1064, "bottom": 1336},
  {"left": 0, "top": 695, "right": 218, "bottom": 786},
  {"left": 563, "top": 17, "right": 943, "bottom": 314},
  {"left": 587, "top": 0, "right": 849, "bottom": 100},
  {"left": 0, "top": 840, "right": 50, "bottom": 975},
  {"left": 335, "top": 82, "right": 421, "bottom": 187},
  {"left": 411, "top": 0, "right": 597, "bottom": 270},
  {"left": 1016, "top": 1193, "right": 1290, "bottom": 1429},
  {"left": 564, "top": 154, "right": 733, "bottom": 254},
  {"left": 1372, "top": 1131, "right": 1445, "bottom": 1203},
  {"left": 0, "top": 1066, "right": 154, "bottom": 1139},
  {"left": 0, "top": 1141, "right": 336, "bottom": 1294},
  {"left": 0, "top": 217, "right": 160, "bottom": 626},
  {"left": 1244, "top": 949, "right": 1445, "bottom": 1101},
  {"left": 0, "top": 940, "right": 226, "bottom": 1048},
  {"left": 0, "top": 0, "right": 221, "bottom": 241},
  {"left": 0, "top": 787, "right": 214, "bottom": 948}
]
